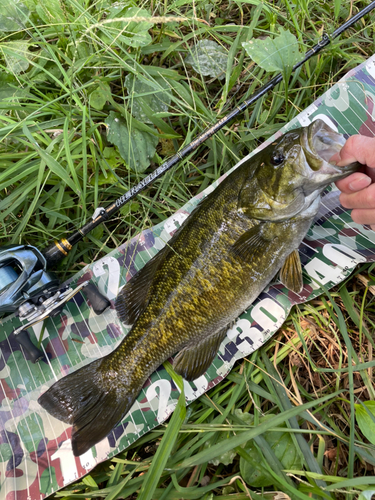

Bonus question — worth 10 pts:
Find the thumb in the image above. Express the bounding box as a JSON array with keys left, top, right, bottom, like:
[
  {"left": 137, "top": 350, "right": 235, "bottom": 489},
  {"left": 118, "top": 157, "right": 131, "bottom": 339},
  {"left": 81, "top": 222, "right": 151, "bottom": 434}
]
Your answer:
[{"left": 330, "top": 135, "right": 375, "bottom": 167}]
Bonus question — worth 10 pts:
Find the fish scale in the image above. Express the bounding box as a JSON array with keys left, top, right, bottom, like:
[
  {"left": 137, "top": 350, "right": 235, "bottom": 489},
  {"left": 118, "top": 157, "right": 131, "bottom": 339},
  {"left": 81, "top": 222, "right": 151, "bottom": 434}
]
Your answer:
[{"left": 38, "top": 120, "right": 360, "bottom": 456}]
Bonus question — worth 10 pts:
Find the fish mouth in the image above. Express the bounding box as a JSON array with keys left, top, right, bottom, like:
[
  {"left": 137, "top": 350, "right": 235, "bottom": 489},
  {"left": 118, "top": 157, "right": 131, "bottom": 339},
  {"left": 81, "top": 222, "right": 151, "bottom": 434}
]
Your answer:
[
  {"left": 308, "top": 119, "right": 346, "bottom": 161},
  {"left": 304, "top": 119, "right": 360, "bottom": 178}
]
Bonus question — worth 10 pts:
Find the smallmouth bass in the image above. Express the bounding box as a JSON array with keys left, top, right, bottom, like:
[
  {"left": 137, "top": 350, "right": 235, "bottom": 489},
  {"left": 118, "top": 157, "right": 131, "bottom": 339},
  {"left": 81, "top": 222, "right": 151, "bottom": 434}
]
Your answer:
[{"left": 38, "top": 120, "right": 360, "bottom": 456}]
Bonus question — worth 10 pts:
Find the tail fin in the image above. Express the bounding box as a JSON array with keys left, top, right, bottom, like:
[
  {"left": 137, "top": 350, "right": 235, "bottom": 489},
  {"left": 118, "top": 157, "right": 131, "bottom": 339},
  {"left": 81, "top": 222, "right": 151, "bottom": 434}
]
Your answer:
[{"left": 38, "top": 358, "right": 137, "bottom": 456}]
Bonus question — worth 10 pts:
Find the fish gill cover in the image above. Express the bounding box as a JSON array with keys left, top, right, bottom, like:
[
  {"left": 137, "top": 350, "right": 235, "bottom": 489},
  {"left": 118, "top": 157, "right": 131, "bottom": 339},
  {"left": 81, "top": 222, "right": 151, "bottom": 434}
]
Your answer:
[{"left": 1, "top": 55, "right": 375, "bottom": 498}]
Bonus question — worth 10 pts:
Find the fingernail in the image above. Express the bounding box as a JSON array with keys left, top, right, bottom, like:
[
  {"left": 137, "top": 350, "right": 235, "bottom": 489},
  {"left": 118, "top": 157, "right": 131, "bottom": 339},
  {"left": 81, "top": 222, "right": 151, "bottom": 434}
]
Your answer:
[
  {"left": 329, "top": 153, "right": 340, "bottom": 165},
  {"left": 348, "top": 176, "right": 371, "bottom": 191}
]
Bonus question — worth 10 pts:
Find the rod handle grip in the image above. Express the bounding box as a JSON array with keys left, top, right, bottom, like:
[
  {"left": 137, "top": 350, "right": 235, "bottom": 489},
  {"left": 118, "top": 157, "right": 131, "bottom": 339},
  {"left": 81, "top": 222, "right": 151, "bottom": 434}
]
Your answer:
[
  {"left": 82, "top": 283, "right": 111, "bottom": 315},
  {"left": 15, "top": 330, "right": 44, "bottom": 363}
]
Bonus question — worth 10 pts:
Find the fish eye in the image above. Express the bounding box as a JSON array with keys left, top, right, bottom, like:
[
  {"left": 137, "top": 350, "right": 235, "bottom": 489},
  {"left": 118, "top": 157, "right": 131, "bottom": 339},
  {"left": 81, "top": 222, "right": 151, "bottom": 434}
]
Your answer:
[{"left": 270, "top": 151, "right": 285, "bottom": 166}]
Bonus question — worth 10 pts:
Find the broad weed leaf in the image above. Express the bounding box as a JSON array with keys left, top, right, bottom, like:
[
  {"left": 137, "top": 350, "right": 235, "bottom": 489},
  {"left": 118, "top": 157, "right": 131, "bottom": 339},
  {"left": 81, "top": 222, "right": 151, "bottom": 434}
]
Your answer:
[
  {"left": 2, "top": 41, "right": 30, "bottom": 74},
  {"left": 105, "top": 111, "right": 158, "bottom": 173},
  {"left": 242, "top": 28, "right": 303, "bottom": 80},
  {"left": 355, "top": 401, "right": 375, "bottom": 444},
  {"left": 90, "top": 83, "right": 111, "bottom": 110},
  {"left": 92, "top": 172, "right": 118, "bottom": 186},
  {"left": 207, "top": 409, "right": 253, "bottom": 466},
  {"left": 101, "top": 7, "right": 154, "bottom": 48},
  {"left": 240, "top": 419, "right": 303, "bottom": 488},
  {"left": 0, "top": 0, "right": 29, "bottom": 31},
  {"left": 0, "top": 73, "right": 30, "bottom": 110},
  {"left": 103, "top": 147, "right": 122, "bottom": 168},
  {"left": 206, "top": 432, "right": 238, "bottom": 466},
  {"left": 35, "top": 0, "right": 66, "bottom": 24},
  {"left": 125, "top": 74, "right": 171, "bottom": 123},
  {"left": 185, "top": 40, "right": 227, "bottom": 79},
  {"left": 358, "top": 490, "right": 375, "bottom": 500},
  {"left": 90, "top": 90, "right": 106, "bottom": 110}
]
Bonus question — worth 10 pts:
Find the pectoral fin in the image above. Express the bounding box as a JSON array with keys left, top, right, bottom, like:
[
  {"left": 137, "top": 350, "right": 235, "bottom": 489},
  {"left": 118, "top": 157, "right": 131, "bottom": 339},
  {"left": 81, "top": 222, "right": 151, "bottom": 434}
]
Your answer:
[
  {"left": 279, "top": 249, "right": 303, "bottom": 293},
  {"left": 173, "top": 327, "right": 228, "bottom": 381},
  {"left": 116, "top": 245, "right": 169, "bottom": 325},
  {"left": 231, "top": 223, "right": 272, "bottom": 261}
]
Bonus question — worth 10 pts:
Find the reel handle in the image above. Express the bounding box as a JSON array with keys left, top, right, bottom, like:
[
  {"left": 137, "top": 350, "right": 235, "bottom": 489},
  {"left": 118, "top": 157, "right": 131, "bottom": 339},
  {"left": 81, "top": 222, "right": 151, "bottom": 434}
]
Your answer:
[
  {"left": 82, "top": 283, "right": 111, "bottom": 315},
  {"left": 15, "top": 330, "right": 44, "bottom": 363}
]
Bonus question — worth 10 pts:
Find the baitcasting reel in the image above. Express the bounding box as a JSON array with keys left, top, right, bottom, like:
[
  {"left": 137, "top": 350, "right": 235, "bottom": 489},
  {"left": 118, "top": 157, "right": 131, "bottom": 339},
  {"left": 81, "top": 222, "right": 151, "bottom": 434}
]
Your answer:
[{"left": 0, "top": 244, "right": 110, "bottom": 363}]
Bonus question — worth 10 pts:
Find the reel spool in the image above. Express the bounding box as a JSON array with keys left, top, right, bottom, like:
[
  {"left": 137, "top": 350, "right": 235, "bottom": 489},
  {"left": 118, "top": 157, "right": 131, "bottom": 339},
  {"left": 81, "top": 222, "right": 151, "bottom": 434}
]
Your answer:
[{"left": 0, "top": 245, "right": 110, "bottom": 363}]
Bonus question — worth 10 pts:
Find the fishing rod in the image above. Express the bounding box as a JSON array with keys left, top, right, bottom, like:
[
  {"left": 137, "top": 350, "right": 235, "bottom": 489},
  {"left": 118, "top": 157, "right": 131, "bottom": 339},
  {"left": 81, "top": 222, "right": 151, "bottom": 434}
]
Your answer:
[
  {"left": 42, "top": 0, "right": 375, "bottom": 267},
  {"left": 1, "top": 2, "right": 375, "bottom": 361}
]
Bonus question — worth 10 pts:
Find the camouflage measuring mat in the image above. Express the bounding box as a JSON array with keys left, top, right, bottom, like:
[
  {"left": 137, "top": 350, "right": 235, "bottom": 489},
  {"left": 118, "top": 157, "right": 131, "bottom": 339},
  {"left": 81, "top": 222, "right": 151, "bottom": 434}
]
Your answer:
[{"left": 2, "top": 55, "right": 375, "bottom": 499}]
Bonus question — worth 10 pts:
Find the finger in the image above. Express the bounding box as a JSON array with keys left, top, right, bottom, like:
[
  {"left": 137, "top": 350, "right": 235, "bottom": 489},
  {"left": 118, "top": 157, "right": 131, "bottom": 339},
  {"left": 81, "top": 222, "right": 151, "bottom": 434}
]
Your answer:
[
  {"left": 340, "top": 183, "right": 375, "bottom": 209},
  {"left": 335, "top": 173, "right": 371, "bottom": 194},
  {"left": 365, "top": 165, "right": 375, "bottom": 183},
  {"left": 330, "top": 135, "right": 375, "bottom": 167},
  {"left": 351, "top": 208, "right": 375, "bottom": 226}
]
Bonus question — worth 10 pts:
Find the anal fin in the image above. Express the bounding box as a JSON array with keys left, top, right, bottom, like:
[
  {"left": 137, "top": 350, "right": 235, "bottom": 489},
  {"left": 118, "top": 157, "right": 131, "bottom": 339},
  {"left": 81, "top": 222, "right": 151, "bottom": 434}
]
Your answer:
[
  {"left": 173, "top": 327, "right": 228, "bottom": 381},
  {"left": 279, "top": 249, "right": 303, "bottom": 293}
]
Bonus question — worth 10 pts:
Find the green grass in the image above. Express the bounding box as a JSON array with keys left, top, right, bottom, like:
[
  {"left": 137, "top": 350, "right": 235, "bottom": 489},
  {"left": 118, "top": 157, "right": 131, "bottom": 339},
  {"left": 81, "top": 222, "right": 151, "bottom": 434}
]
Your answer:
[{"left": 1, "top": 0, "right": 375, "bottom": 498}]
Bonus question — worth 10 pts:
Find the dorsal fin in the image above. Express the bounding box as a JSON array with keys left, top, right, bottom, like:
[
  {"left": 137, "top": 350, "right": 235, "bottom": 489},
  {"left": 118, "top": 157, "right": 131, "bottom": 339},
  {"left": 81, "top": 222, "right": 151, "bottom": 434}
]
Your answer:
[
  {"left": 173, "top": 327, "right": 228, "bottom": 381},
  {"left": 115, "top": 203, "right": 205, "bottom": 326},
  {"left": 115, "top": 245, "right": 169, "bottom": 325},
  {"left": 279, "top": 249, "right": 303, "bottom": 293}
]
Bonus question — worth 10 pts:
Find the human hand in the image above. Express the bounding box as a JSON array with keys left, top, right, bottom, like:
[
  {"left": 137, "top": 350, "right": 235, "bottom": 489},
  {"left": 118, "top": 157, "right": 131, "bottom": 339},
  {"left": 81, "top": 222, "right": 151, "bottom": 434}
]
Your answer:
[{"left": 331, "top": 135, "right": 375, "bottom": 230}]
